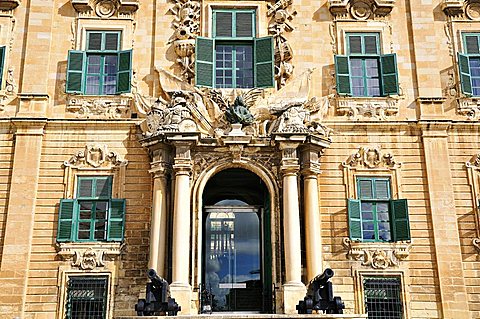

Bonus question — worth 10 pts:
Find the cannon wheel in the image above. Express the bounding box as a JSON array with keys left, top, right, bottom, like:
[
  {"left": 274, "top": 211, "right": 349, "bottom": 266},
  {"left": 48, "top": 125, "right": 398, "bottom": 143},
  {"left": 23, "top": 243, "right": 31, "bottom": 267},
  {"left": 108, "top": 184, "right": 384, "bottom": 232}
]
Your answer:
[{"left": 135, "top": 299, "right": 146, "bottom": 316}]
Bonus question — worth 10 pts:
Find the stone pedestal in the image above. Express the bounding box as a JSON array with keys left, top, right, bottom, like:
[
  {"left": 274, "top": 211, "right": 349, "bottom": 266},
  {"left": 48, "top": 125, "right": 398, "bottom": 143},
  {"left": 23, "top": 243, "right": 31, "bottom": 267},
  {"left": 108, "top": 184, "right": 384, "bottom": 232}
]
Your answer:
[
  {"left": 169, "top": 283, "right": 193, "bottom": 315},
  {"left": 282, "top": 282, "right": 307, "bottom": 314}
]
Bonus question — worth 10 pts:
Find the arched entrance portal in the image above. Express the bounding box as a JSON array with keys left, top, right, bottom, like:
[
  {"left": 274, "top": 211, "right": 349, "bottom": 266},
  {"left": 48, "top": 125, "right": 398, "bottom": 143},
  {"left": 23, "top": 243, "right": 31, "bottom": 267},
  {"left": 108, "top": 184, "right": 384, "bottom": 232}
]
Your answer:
[{"left": 202, "top": 168, "right": 272, "bottom": 313}]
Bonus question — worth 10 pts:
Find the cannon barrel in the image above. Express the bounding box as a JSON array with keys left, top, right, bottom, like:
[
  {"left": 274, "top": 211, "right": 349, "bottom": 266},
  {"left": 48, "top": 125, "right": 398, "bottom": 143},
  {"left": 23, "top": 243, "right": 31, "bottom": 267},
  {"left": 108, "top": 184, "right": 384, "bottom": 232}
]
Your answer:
[
  {"left": 313, "top": 268, "right": 334, "bottom": 286},
  {"left": 147, "top": 268, "right": 167, "bottom": 288}
]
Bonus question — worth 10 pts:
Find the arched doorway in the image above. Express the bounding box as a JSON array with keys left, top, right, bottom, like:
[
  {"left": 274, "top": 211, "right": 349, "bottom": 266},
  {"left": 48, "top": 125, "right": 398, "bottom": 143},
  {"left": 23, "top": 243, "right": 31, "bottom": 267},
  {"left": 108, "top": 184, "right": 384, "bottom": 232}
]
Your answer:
[{"left": 202, "top": 168, "right": 272, "bottom": 313}]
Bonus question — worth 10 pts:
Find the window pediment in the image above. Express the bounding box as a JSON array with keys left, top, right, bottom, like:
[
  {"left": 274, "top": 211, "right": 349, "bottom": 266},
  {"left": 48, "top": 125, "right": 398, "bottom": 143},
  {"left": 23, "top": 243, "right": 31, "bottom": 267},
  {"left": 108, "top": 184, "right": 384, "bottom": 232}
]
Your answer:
[
  {"left": 442, "top": 0, "right": 480, "bottom": 20},
  {"left": 71, "top": 0, "right": 139, "bottom": 18},
  {"left": 328, "top": 0, "right": 396, "bottom": 20}
]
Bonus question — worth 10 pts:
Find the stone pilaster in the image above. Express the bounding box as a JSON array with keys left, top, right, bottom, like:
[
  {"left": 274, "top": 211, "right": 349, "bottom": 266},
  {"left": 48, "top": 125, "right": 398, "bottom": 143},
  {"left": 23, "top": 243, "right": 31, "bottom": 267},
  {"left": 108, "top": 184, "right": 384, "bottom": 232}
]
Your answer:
[
  {"left": 420, "top": 122, "right": 470, "bottom": 319},
  {"left": 300, "top": 146, "right": 323, "bottom": 282},
  {"left": 278, "top": 139, "right": 306, "bottom": 314},
  {"left": 0, "top": 119, "right": 46, "bottom": 317},
  {"left": 148, "top": 147, "right": 171, "bottom": 278}
]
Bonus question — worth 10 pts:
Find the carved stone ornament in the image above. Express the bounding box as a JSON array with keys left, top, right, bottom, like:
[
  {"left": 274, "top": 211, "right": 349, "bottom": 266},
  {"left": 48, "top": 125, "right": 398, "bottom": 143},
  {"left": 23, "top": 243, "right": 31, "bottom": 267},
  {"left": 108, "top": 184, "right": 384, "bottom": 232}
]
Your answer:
[
  {"left": 64, "top": 144, "right": 128, "bottom": 168},
  {"left": 0, "top": 0, "right": 20, "bottom": 12},
  {"left": 57, "top": 242, "right": 124, "bottom": 270},
  {"left": 442, "top": 0, "right": 480, "bottom": 20},
  {"left": 343, "top": 238, "right": 411, "bottom": 269},
  {"left": 457, "top": 98, "right": 480, "bottom": 120},
  {"left": 343, "top": 145, "right": 400, "bottom": 169},
  {"left": 71, "top": 0, "right": 139, "bottom": 18},
  {"left": 67, "top": 96, "right": 132, "bottom": 119},
  {"left": 268, "top": 0, "right": 297, "bottom": 89},
  {"left": 328, "top": 0, "right": 396, "bottom": 20},
  {"left": 336, "top": 97, "right": 400, "bottom": 120},
  {"left": 168, "top": 0, "right": 200, "bottom": 83}
]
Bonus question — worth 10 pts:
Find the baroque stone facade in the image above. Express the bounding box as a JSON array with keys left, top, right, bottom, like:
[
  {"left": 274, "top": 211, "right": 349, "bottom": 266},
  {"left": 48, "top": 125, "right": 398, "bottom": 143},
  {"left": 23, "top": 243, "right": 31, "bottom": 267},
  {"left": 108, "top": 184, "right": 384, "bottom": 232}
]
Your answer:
[{"left": 0, "top": 1, "right": 480, "bottom": 319}]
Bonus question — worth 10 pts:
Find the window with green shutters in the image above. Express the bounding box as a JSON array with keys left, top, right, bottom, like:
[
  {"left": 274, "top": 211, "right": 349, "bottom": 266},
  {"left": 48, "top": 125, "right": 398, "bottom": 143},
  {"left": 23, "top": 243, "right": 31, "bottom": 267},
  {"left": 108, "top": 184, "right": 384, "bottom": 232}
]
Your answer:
[
  {"left": 348, "top": 177, "right": 410, "bottom": 242},
  {"left": 195, "top": 9, "right": 274, "bottom": 89},
  {"left": 66, "top": 31, "right": 132, "bottom": 95},
  {"left": 458, "top": 33, "right": 480, "bottom": 96},
  {"left": 57, "top": 176, "right": 126, "bottom": 242},
  {"left": 335, "top": 33, "right": 399, "bottom": 97}
]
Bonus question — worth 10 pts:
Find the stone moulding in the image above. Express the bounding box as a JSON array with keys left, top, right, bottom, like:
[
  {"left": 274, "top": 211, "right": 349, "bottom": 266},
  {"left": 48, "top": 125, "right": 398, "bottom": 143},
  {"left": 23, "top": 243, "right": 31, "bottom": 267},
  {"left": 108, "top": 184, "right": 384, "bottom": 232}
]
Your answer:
[
  {"left": 343, "top": 238, "right": 412, "bottom": 269},
  {"left": 57, "top": 242, "right": 124, "bottom": 270},
  {"left": 328, "top": 0, "right": 396, "bottom": 20},
  {"left": 66, "top": 95, "right": 132, "bottom": 119},
  {"left": 457, "top": 97, "right": 480, "bottom": 120},
  {"left": 442, "top": 0, "right": 480, "bottom": 20},
  {"left": 336, "top": 96, "right": 399, "bottom": 120},
  {"left": 71, "top": 0, "right": 139, "bottom": 18},
  {"left": 0, "top": 0, "right": 20, "bottom": 11}
]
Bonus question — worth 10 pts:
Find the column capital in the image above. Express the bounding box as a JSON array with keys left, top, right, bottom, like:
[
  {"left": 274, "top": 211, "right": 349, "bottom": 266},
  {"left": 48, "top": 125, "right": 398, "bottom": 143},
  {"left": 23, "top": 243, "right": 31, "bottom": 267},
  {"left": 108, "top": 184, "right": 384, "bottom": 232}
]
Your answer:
[
  {"left": 300, "top": 146, "right": 323, "bottom": 176},
  {"left": 11, "top": 118, "right": 47, "bottom": 136},
  {"left": 149, "top": 161, "right": 170, "bottom": 178}
]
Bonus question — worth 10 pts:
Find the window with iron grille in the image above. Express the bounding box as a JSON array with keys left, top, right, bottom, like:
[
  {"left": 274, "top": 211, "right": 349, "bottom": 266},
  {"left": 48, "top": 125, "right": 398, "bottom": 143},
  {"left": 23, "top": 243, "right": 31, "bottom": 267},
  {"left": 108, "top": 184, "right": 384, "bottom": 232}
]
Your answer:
[
  {"left": 66, "top": 31, "right": 132, "bottom": 95},
  {"left": 347, "top": 177, "right": 411, "bottom": 242},
  {"left": 195, "top": 9, "right": 274, "bottom": 88},
  {"left": 57, "top": 176, "right": 126, "bottom": 242},
  {"left": 363, "top": 277, "right": 403, "bottom": 319},
  {"left": 335, "top": 33, "right": 399, "bottom": 97},
  {"left": 65, "top": 276, "right": 108, "bottom": 319}
]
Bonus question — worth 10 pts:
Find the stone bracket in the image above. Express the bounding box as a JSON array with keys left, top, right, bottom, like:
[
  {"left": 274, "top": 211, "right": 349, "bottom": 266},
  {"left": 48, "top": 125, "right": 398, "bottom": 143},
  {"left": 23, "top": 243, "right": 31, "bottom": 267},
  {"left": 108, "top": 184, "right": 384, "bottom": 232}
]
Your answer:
[
  {"left": 343, "top": 238, "right": 412, "bottom": 269},
  {"left": 458, "top": 97, "right": 480, "bottom": 120},
  {"left": 56, "top": 242, "right": 124, "bottom": 270},
  {"left": 328, "top": 0, "right": 396, "bottom": 20},
  {"left": 0, "top": 0, "right": 20, "bottom": 11},
  {"left": 336, "top": 96, "right": 400, "bottom": 120},
  {"left": 442, "top": 0, "right": 480, "bottom": 20}
]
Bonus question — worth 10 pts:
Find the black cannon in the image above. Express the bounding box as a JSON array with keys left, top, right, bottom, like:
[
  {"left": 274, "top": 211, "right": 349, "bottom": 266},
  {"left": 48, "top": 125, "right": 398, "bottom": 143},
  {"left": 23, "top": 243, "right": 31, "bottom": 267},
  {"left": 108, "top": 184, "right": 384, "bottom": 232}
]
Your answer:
[
  {"left": 135, "top": 269, "right": 181, "bottom": 316},
  {"left": 296, "top": 268, "right": 345, "bottom": 314}
]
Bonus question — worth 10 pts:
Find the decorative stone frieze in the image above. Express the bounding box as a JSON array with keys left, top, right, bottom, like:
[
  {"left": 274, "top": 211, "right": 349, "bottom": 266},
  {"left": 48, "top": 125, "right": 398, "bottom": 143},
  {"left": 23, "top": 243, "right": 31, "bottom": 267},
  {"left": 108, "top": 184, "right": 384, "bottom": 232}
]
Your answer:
[
  {"left": 328, "top": 0, "right": 396, "bottom": 20},
  {"left": 442, "top": 0, "right": 480, "bottom": 20},
  {"left": 343, "top": 238, "right": 411, "bottom": 269},
  {"left": 64, "top": 144, "right": 128, "bottom": 169},
  {"left": 57, "top": 242, "right": 124, "bottom": 270},
  {"left": 71, "top": 0, "right": 139, "bottom": 18},
  {"left": 66, "top": 95, "right": 132, "bottom": 119},
  {"left": 336, "top": 96, "right": 400, "bottom": 120},
  {"left": 343, "top": 145, "right": 400, "bottom": 169},
  {"left": 457, "top": 98, "right": 480, "bottom": 120}
]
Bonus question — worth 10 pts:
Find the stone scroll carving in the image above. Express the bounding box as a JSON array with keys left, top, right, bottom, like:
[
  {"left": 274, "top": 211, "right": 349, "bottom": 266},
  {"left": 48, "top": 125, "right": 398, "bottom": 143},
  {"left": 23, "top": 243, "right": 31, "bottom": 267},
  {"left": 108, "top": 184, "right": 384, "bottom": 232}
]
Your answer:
[
  {"left": 168, "top": 0, "right": 200, "bottom": 83},
  {"left": 268, "top": 0, "right": 297, "bottom": 89},
  {"left": 66, "top": 96, "right": 132, "bottom": 119},
  {"left": 343, "top": 238, "right": 411, "bottom": 269},
  {"left": 343, "top": 145, "right": 400, "bottom": 169},
  {"left": 57, "top": 242, "right": 124, "bottom": 270},
  {"left": 336, "top": 97, "right": 400, "bottom": 120},
  {"left": 328, "top": 0, "right": 396, "bottom": 20},
  {"left": 71, "top": 0, "right": 139, "bottom": 18},
  {"left": 64, "top": 144, "right": 128, "bottom": 169}
]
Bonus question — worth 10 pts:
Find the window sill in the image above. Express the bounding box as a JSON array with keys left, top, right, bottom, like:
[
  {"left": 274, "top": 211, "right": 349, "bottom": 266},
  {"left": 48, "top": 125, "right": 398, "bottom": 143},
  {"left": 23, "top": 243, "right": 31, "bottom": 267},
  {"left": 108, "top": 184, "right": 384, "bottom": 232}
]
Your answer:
[
  {"left": 335, "top": 96, "right": 400, "bottom": 120},
  {"left": 66, "top": 94, "right": 133, "bottom": 119},
  {"left": 457, "top": 97, "right": 480, "bottom": 120},
  {"left": 56, "top": 241, "right": 124, "bottom": 270},
  {"left": 343, "top": 237, "right": 411, "bottom": 269}
]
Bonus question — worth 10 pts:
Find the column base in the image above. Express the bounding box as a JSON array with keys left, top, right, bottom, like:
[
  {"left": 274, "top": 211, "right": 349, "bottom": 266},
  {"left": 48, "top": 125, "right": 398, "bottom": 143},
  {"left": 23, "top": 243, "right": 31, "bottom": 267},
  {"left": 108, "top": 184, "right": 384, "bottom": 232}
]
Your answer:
[
  {"left": 282, "top": 282, "right": 306, "bottom": 314},
  {"left": 169, "top": 282, "right": 192, "bottom": 315}
]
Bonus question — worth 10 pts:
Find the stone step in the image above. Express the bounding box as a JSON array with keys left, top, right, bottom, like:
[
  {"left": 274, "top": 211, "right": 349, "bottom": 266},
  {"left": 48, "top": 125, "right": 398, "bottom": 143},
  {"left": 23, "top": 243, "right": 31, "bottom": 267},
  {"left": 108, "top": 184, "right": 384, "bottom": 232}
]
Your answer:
[{"left": 118, "top": 314, "right": 367, "bottom": 319}]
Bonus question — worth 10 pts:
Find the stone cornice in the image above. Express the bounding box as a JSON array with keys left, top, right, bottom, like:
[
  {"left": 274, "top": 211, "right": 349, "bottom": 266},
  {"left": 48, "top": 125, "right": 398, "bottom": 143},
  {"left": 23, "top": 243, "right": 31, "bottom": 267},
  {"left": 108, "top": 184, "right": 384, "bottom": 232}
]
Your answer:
[
  {"left": 0, "top": 0, "right": 20, "bottom": 11},
  {"left": 442, "top": 0, "right": 480, "bottom": 20},
  {"left": 328, "top": 0, "right": 396, "bottom": 20}
]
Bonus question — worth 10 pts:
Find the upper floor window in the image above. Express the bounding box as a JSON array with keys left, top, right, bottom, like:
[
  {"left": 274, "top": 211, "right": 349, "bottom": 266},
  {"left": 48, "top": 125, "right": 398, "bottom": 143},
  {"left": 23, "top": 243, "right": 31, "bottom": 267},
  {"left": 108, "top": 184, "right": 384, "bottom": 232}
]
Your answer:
[
  {"left": 335, "top": 33, "right": 399, "bottom": 97},
  {"left": 458, "top": 33, "right": 480, "bottom": 96},
  {"left": 348, "top": 177, "right": 410, "bottom": 242},
  {"left": 66, "top": 31, "right": 132, "bottom": 95},
  {"left": 195, "top": 9, "right": 274, "bottom": 89},
  {"left": 57, "top": 176, "right": 126, "bottom": 242}
]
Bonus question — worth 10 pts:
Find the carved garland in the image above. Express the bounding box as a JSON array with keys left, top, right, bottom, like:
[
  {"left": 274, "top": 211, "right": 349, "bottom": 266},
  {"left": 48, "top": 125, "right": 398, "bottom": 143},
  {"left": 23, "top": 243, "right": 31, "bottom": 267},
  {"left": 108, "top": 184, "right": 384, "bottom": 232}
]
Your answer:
[{"left": 343, "top": 238, "right": 411, "bottom": 269}]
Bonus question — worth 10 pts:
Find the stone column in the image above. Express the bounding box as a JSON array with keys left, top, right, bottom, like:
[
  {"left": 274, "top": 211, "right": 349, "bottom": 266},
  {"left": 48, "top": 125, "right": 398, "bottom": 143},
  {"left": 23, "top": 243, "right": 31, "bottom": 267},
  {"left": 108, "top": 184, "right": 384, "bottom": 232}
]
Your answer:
[
  {"left": 0, "top": 119, "right": 46, "bottom": 317},
  {"left": 301, "top": 147, "right": 323, "bottom": 281},
  {"left": 279, "top": 141, "right": 306, "bottom": 314},
  {"left": 169, "top": 140, "right": 194, "bottom": 314},
  {"left": 148, "top": 155, "right": 169, "bottom": 277},
  {"left": 421, "top": 123, "right": 469, "bottom": 319}
]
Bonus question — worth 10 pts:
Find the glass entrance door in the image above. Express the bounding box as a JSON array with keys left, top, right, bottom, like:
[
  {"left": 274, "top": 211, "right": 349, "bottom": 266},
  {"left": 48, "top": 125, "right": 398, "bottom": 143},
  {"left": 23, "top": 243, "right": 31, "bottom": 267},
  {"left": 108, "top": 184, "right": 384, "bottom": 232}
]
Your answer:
[{"left": 204, "top": 206, "right": 262, "bottom": 312}]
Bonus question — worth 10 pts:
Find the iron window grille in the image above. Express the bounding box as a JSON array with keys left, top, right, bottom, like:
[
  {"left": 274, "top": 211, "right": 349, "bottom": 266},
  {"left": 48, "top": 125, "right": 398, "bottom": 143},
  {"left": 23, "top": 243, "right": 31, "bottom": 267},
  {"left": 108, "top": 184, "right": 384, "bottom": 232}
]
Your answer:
[
  {"left": 363, "top": 277, "right": 403, "bottom": 319},
  {"left": 65, "top": 276, "right": 108, "bottom": 319}
]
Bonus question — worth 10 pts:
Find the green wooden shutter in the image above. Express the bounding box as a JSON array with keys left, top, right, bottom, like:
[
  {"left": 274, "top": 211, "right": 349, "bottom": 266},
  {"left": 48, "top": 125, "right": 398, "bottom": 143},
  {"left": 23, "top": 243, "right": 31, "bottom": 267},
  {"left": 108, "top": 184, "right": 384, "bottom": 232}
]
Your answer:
[
  {"left": 380, "top": 53, "right": 399, "bottom": 96},
  {"left": 465, "top": 35, "right": 480, "bottom": 54},
  {"left": 254, "top": 36, "right": 274, "bottom": 88},
  {"left": 116, "top": 49, "right": 132, "bottom": 94},
  {"left": 358, "top": 178, "right": 374, "bottom": 199},
  {"left": 66, "top": 50, "right": 86, "bottom": 94},
  {"left": 57, "top": 199, "right": 76, "bottom": 242},
  {"left": 374, "top": 179, "right": 390, "bottom": 199},
  {"left": 458, "top": 52, "right": 473, "bottom": 95},
  {"left": 236, "top": 11, "right": 254, "bottom": 37},
  {"left": 335, "top": 55, "right": 351, "bottom": 95},
  {"left": 107, "top": 199, "right": 126, "bottom": 241},
  {"left": 364, "top": 35, "right": 379, "bottom": 54},
  {"left": 348, "top": 35, "right": 362, "bottom": 54},
  {"left": 87, "top": 32, "right": 102, "bottom": 50},
  {"left": 215, "top": 11, "right": 233, "bottom": 37},
  {"left": 0, "top": 46, "right": 5, "bottom": 88},
  {"left": 348, "top": 199, "right": 362, "bottom": 241},
  {"left": 95, "top": 176, "right": 112, "bottom": 198},
  {"left": 105, "top": 32, "right": 120, "bottom": 51},
  {"left": 195, "top": 37, "right": 214, "bottom": 87},
  {"left": 390, "top": 199, "right": 411, "bottom": 241},
  {"left": 77, "top": 177, "right": 94, "bottom": 198}
]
